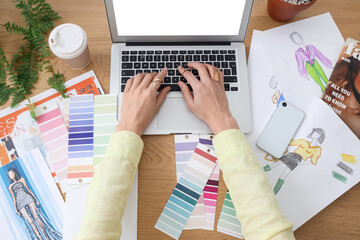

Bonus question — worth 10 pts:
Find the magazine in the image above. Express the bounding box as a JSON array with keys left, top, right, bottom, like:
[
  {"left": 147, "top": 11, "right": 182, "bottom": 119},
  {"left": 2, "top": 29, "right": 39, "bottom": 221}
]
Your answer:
[{"left": 322, "top": 38, "right": 360, "bottom": 138}]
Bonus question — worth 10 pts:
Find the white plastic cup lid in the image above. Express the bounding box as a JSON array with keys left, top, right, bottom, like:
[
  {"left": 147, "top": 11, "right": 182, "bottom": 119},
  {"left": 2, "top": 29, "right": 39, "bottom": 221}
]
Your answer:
[{"left": 49, "top": 23, "right": 88, "bottom": 59}]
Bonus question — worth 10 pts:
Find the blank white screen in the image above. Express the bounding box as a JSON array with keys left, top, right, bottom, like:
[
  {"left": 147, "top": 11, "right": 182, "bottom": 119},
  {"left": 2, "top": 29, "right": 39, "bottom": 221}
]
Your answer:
[{"left": 113, "top": 0, "right": 246, "bottom": 36}]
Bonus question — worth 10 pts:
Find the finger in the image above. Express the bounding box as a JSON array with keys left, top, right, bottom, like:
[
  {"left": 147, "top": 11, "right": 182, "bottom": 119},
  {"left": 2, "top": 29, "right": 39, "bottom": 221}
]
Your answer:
[
  {"left": 178, "top": 81, "right": 194, "bottom": 110},
  {"left": 217, "top": 67, "right": 224, "bottom": 85},
  {"left": 155, "top": 86, "right": 171, "bottom": 112},
  {"left": 140, "top": 72, "right": 157, "bottom": 88},
  {"left": 145, "top": 68, "right": 168, "bottom": 90},
  {"left": 178, "top": 65, "right": 199, "bottom": 88},
  {"left": 132, "top": 73, "right": 146, "bottom": 87},
  {"left": 124, "top": 77, "right": 134, "bottom": 93},
  {"left": 204, "top": 64, "right": 218, "bottom": 82},
  {"left": 187, "top": 62, "right": 212, "bottom": 83}
]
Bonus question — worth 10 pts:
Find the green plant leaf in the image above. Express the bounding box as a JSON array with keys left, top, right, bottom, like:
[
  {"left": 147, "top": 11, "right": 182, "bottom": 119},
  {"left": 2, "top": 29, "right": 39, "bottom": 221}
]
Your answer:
[
  {"left": 0, "top": 0, "right": 66, "bottom": 108},
  {"left": 47, "top": 72, "right": 67, "bottom": 98}
]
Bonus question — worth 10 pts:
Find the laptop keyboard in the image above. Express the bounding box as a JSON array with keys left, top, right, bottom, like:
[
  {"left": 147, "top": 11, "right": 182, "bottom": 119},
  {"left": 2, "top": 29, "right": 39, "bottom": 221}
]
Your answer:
[{"left": 120, "top": 50, "right": 239, "bottom": 92}]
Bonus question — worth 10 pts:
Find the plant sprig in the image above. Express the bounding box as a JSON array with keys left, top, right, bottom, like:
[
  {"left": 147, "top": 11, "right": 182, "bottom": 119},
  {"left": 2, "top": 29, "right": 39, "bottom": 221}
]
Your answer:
[{"left": 0, "top": 0, "right": 68, "bottom": 108}]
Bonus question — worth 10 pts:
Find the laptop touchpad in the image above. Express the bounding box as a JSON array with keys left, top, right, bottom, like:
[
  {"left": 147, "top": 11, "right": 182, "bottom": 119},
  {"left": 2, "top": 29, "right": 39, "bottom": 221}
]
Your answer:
[{"left": 157, "top": 97, "right": 208, "bottom": 131}]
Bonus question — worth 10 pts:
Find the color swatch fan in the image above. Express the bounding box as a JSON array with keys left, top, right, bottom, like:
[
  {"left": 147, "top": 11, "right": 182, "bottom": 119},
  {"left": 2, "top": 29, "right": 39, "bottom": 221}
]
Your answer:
[{"left": 155, "top": 143, "right": 217, "bottom": 239}]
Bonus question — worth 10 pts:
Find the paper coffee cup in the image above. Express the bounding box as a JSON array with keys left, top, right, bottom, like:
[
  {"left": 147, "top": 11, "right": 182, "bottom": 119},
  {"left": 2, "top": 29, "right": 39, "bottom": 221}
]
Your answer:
[{"left": 49, "top": 23, "right": 90, "bottom": 69}]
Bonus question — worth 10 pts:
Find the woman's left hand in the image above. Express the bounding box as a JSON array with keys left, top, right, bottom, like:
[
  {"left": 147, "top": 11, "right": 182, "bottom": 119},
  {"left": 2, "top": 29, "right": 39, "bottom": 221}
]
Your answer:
[{"left": 116, "top": 68, "right": 170, "bottom": 136}]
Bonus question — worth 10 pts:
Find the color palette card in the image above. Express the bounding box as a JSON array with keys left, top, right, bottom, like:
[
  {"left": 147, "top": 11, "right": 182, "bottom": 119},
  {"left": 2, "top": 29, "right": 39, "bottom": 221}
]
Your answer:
[
  {"left": 175, "top": 134, "right": 220, "bottom": 230},
  {"left": 93, "top": 95, "right": 117, "bottom": 169},
  {"left": 217, "top": 191, "right": 243, "bottom": 239},
  {"left": 199, "top": 135, "right": 220, "bottom": 231},
  {"left": 155, "top": 143, "right": 217, "bottom": 239},
  {"left": 35, "top": 102, "right": 73, "bottom": 193},
  {"left": 174, "top": 134, "right": 206, "bottom": 229},
  {"left": 67, "top": 95, "right": 94, "bottom": 184},
  {"left": 203, "top": 163, "right": 220, "bottom": 230}
]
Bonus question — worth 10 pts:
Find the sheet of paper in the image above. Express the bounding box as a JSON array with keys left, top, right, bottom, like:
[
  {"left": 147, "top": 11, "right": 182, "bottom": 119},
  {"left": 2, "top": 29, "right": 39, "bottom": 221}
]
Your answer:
[
  {"left": 35, "top": 102, "right": 71, "bottom": 193},
  {"left": 0, "top": 148, "right": 65, "bottom": 239},
  {"left": 246, "top": 26, "right": 360, "bottom": 230},
  {"left": 63, "top": 173, "right": 138, "bottom": 240},
  {"left": 174, "top": 134, "right": 220, "bottom": 230},
  {"left": 67, "top": 95, "right": 94, "bottom": 184},
  {"left": 155, "top": 143, "right": 217, "bottom": 239},
  {"left": 0, "top": 70, "right": 103, "bottom": 193},
  {"left": 258, "top": 13, "right": 344, "bottom": 110},
  {"left": 217, "top": 191, "right": 243, "bottom": 239},
  {"left": 63, "top": 185, "right": 89, "bottom": 240},
  {"left": 260, "top": 97, "right": 360, "bottom": 229},
  {"left": 93, "top": 95, "right": 117, "bottom": 169}
]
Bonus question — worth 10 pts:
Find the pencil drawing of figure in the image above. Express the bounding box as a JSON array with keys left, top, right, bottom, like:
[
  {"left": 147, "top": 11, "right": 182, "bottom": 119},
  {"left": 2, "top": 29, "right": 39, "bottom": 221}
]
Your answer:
[
  {"left": 291, "top": 32, "right": 332, "bottom": 92},
  {"left": 263, "top": 128, "right": 325, "bottom": 194},
  {"left": 269, "top": 76, "right": 285, "bottom": 106},
  {"left": 7, "top": 168, "right": 62, "bottom": 240}
]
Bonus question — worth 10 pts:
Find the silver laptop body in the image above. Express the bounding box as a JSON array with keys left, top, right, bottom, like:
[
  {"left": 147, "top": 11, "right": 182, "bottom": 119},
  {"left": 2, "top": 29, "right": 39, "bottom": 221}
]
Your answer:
[{"left": 105, "top": 0, "right": 254, "bottom": 135}]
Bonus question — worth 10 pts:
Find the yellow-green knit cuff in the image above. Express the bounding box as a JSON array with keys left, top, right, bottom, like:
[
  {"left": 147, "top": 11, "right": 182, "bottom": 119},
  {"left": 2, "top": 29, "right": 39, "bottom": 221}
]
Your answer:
[
  {"left": 213, "top": 129, "right": 250, "bottom": 164},
  {"left": 105, "top": 131, "right": 144, "bottom": 167}
]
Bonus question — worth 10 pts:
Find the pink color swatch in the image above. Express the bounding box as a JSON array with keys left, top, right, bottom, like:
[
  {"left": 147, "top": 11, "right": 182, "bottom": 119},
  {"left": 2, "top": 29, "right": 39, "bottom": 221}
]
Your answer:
[{"left": 36, "top": 103, "right": 71, "bottom": 193}]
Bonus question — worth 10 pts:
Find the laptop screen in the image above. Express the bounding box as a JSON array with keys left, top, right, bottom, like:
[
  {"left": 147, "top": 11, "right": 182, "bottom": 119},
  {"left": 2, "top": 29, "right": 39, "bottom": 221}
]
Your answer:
[{"left": 112, "top": 0, "right": 247, "bottom": 36}]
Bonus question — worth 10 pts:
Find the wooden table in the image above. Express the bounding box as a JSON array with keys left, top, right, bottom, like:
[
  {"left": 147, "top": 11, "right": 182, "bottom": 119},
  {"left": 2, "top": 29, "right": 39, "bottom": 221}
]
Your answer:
[{"left": 1, "top": 0, "right": 359, "bottom": 239}]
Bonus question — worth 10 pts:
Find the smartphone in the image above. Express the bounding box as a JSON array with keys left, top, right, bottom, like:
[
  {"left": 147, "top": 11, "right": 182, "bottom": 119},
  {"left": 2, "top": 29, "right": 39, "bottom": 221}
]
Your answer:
[{"left": 256, "top": 101, "right": 305, "bottom": 158}]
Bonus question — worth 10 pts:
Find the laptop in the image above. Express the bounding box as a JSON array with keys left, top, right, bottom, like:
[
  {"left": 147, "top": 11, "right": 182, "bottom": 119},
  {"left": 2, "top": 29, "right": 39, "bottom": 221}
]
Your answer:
[{"left": 105, "top": 0, "right": 254, "bottom": 135}]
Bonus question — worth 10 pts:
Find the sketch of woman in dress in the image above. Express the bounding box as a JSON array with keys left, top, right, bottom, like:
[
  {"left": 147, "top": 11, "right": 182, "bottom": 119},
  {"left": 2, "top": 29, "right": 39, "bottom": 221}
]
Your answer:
[
  {"left": 263, "top": 128, "right": 325, "bottom": 195},
  {"left": 291, "top": 32, "right": 333, "bottom": 92},
  {"left": 7, "top": 168, "right": 62, "bottom": 240}
]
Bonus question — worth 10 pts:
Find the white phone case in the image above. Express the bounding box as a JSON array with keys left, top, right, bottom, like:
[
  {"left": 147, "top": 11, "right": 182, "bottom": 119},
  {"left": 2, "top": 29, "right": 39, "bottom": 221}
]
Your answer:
[{"left": 256, "top": 101, "right": 305, "bottom": 158}]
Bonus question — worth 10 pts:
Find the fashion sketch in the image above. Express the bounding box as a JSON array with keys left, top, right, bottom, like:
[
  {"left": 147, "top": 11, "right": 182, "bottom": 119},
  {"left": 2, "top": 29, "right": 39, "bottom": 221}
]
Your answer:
[
  {"left": 263, "top": 128, "right": 325, "bottom": 195},
  {"left": 1, "top": 137, "right": 19, "bottom": 160},
  {"left": 7, "top": 168, "right": 62, "bottom": 240},
  {"left": 269, "top": 76, "right": 285, "bottom": 106},
  {"left": 291, "top": 32, "right": 332, "bottom": 92}
]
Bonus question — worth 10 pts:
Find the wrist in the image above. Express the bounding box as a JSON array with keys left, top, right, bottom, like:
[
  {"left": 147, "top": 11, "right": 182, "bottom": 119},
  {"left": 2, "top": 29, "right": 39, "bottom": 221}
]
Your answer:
[
  {"left": 116, "top": 120, "right": 143, "bottom": 137},
  {"left": 207, "top": 113, "right": 239, "bottom": 135}
]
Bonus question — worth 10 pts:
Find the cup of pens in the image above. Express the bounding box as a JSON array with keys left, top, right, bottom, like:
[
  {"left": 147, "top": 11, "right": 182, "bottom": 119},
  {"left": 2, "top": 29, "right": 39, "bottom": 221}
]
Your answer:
[
  {"left": 267, "top": 0, "right": 317, "bottom": 22},
  {"left": 49, "top": 23, "right": 91, "bottom": 69}
]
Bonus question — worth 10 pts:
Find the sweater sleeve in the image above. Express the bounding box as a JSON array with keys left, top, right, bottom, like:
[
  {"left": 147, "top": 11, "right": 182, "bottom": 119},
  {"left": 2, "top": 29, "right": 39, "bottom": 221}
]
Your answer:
[
  {"left": 213, "top": 129, "right": 295, "bottom": 240},
  {"left": 295, "top": 50, "right": 308, "bottom": 78},
  {"left": 75, "top": 131, "right": 144, "bottom": 240}
]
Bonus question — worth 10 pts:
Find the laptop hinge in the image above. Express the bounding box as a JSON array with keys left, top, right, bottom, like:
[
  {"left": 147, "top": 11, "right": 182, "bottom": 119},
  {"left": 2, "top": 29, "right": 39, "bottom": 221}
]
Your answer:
[{"left": 126, "top": 42, "right": 231, "bottom": 46}]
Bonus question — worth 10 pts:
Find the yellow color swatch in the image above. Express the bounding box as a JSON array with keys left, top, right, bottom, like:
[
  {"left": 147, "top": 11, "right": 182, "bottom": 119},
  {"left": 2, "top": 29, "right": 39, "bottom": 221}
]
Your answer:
[{"left": 341, "top": 154, "right": 356, "bottom": 164}]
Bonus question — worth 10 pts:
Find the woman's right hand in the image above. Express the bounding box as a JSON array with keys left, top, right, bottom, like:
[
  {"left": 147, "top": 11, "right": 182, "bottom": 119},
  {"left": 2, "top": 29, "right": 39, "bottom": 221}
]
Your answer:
[{"left": 177, "top": 62, "right": 239, "bottom": 135}]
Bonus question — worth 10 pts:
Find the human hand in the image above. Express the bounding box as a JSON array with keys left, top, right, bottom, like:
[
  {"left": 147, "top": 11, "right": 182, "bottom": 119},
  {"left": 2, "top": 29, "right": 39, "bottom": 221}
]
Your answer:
[
  {"left": 116, "top": 68, "right": 171, "bottom": 136},
  {"left": 177, "top": 62, "right": 239, "bottom": 135}
]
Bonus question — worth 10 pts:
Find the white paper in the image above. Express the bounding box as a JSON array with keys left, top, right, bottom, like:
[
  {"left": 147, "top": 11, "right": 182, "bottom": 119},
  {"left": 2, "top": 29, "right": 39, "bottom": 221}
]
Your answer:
[
  {"left": 63, "top": 172, "right": 138, "bottom": 240},
  {"left": 246, "top": 29, "right": 360, "bottom": 230},
  {"left": 258, "top": 13, "right": 344, "bottom": 110}
]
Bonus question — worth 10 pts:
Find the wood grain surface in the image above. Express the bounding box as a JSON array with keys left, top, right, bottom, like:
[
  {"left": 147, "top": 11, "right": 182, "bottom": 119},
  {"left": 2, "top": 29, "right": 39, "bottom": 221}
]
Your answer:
[{"left": 1, "top": 0, "right": 359, "bottom": 239}]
